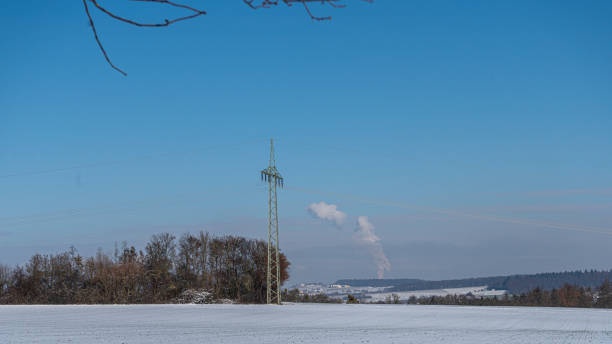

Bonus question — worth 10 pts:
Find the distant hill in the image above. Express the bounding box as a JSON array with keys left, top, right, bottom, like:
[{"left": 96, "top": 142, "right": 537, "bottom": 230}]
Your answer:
[{"left": 336, "top": 270, "right": 612, "bottom": 295}]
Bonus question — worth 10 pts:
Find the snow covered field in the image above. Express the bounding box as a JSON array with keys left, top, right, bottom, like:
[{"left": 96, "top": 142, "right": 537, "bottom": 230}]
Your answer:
[{"left": 1, "top": 304, "right": 611, "bottom": 343}]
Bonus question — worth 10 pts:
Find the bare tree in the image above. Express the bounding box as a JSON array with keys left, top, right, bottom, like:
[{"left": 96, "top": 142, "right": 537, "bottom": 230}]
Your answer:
[
  {"left": 83, "top": 0, "right": 373, "bottom": 75},
  {"left": 0, "top": 264, "right": 11, "bottom": 298}
]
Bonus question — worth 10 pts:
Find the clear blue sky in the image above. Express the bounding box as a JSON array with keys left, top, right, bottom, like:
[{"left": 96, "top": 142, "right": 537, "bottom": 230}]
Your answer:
[{"left": 1, "top": 1, "right": 611, "bottom": 283}]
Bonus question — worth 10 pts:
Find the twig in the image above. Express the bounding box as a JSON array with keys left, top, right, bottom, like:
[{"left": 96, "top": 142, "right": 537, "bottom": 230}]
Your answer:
[
  {"left": 298, "top": 0, "right": 332, "bottom": 21},
  {"left": 83, "top": 0, "right": 127, "bottom": 76},
  {"left": 245, "top": 0, "right": 371, "bottom": 21},
  {"left": 83, "top": 0, "right": 206, "bottom": 76},
  {"left": 85, "top": 0, "right": 373, "bottom": 75},
  {"left": 89, "top": 0, "right": 206, "bottom": 27}
]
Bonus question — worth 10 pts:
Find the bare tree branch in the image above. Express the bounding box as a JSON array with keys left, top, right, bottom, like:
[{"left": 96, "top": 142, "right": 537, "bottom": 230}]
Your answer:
[
  {"left": 83, "top": 0, "right": 206, "bottom": 76},
  {"left": 83, "top": 0, "right": 128, "bottom": 76},
  {"left": 85, "top": 0, "right": 373, "bottom": 75},
  {"left": 89, "top": 0, "right": 206, "bottom": 27},
  {"left": 245, "top": 0, "right": 372, "bottom": 21},
  {"left": 297, "top": 0, "right": 332, "bottom": 21}
]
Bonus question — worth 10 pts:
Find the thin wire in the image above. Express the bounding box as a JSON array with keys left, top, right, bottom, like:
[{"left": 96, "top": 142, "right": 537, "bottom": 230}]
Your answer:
[
  {"left": 3, "top": 138, "right": 609, "bottom": 237},
  {"left": 0, "top": 186, "right": 248, "bottom": 227},
  {"left": 0, "top": 139, "right": 265, "bottom": 179},
  {"left": 285, "top": 185, "right": 612, "bottom": 237}
]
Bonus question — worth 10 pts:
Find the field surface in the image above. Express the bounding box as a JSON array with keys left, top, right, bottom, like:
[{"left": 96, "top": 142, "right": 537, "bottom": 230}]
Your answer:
[{"left": 1, "top": 304, "right": 611, "bottom": 343}]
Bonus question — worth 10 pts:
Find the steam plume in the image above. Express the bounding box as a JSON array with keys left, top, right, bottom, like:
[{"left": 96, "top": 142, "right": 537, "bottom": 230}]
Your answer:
[
  {"left": 354, "top": 216, "right": 391, "bottom": 279},
  {"left": 307, "top": 202, "right": 347, "bottom": 228}
]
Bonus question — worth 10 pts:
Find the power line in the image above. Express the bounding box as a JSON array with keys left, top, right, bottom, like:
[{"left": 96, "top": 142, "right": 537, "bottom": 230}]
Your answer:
[
  {"left": 3, "top": 182, "right": 610, "bottom": 237},
  {"left": 0, "top": 139, "right": 264, "bottom": 179},
  {"left": 285, "top": 185, "right": 612, "bottom": 237},
  {"left": 2, "top": 137, "right": 610, "bottom": 237},
  {"left": 0, "top": 186, "right": 250, "bottom": 228}
]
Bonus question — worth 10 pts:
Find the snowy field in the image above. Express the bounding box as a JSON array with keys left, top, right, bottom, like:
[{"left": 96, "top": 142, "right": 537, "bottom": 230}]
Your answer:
[{"left": 1, "top": 304, "right": 611, "bottom": 343}]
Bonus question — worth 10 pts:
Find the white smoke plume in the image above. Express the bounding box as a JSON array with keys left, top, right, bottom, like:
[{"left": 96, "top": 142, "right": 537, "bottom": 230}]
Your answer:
[
  {"left": 354, "top": 216, "right": 391, "bottom": 279},
  {"left": 307, "top": 202, "right": 347, "bottom": 228}
]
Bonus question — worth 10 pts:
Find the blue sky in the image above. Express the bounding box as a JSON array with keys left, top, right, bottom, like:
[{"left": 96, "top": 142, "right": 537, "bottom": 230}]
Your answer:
[{"left": 1, "top": 1, "right": 611, "bottom": 283}]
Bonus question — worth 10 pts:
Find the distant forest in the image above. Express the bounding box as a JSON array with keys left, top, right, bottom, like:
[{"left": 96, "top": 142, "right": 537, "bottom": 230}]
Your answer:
[
  {"left": 400, "top": 281, "right": 612, "bottom": 308},
  {"left": 338, "top": 270, "right": 612, "bottom": 295},
  {"left": 0, "top": 232, "right": 289, "bottom": 304}
]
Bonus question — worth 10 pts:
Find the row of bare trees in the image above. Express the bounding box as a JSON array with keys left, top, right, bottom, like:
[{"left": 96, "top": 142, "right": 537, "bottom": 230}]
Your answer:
[
  {"left": 403, "top": 282, "right": 612, "bottom": 308},
  {"left": 0, "top": 232, "right": 289, "bottom": 304}
]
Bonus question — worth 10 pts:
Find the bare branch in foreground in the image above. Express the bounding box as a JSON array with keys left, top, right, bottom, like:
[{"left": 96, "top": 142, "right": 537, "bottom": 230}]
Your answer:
[
  {"left": 85, "top": 0, "right": 372, "bottom": 75},
  {"left": 244, "top": 0, "right": 372, "bottom": 21},
  {"left": 83, "top": 0, "right": 206, "bottom": 76}
]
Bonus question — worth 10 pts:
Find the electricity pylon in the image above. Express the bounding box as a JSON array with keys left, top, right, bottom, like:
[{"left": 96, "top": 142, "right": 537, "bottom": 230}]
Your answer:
[{"left": 261, "top": 139, "right": 283, "bottom": 305}]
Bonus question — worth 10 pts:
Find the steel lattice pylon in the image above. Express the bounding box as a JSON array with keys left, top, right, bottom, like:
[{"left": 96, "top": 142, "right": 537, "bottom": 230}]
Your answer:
[{"left": 261, "top": 139, "right": 283, "bottom": 305}]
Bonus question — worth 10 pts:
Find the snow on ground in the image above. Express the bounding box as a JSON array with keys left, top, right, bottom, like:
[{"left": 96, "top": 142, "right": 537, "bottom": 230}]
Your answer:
[
  {"left": 1, "top": 304, "right": 611, "bottom": 343},
  {"left": 367, "top": 286, "right": 507, "bottom": 302}
]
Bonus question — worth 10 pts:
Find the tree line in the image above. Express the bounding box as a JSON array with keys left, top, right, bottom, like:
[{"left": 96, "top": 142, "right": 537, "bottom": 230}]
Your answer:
[
  {"left": 398, "top": 281, "right": 612, "bottom": 308},
  {"left": 279, "top": 280, "right": 612, "bottom": 307},
  {"left": 339, "top": 270, "right": 612, "bottom": 295},
  {"left": 281, "top": 288, "right": 342, "bottom": 303},
  {"left": 0, "top": 232, "right": 289, "bottom": 304}
]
